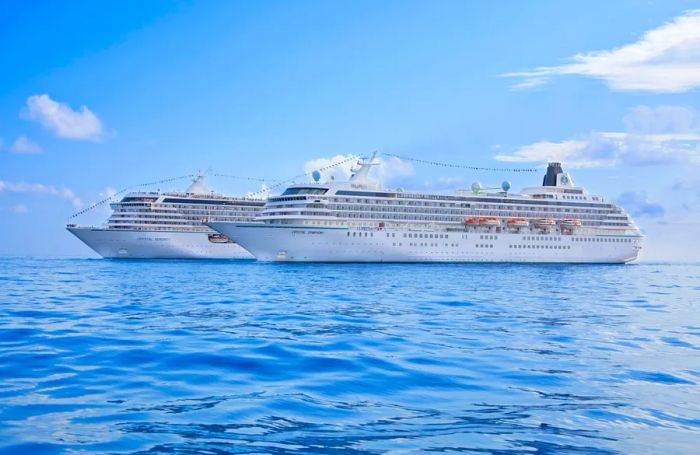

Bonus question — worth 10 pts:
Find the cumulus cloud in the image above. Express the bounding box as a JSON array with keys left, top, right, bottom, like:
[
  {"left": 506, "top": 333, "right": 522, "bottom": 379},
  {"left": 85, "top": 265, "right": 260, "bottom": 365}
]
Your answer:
[
  {"left": 0, "top": 180, "right": 82, "bottom": 208},
  {"left": 672, "top": 179, "right": 700, "bottom": 198},
  {"left": 495, "top": 106, "right": 700, "bottom": 168},
  {"left": 94, "top": 187, "right": 119, "bottom": 213},
  {"left": 505, "top": 9, "right": 700, "bottom": 92},
  {"left": 245, "top": 183, "right": 270, "bottom": 200},
  {"left": 303, "top": 154, "right": 414, "bottom": 183},
  {"left": 99, "top": 186, "right": 117, "bottom": 199},
  {"left": 8, "top": 135, "right": 42, "bottom": 154},
  {"left": 616, "top": 191, "right": 665, "bottom": 218},
  {"left": 624, "top": 105, "right": 698, "bottom": 133},
  {"left": 303, "top": 154, "right": 358, "bottom": 181},
  {"left": 21, "top": 94, "right": 104, "bottom": 141},
  {"left": 11, "top": 204, "right": 28, "bottom": 214},
  {"left": 421, "top": 176, "right": 467, "bottom": 191}
]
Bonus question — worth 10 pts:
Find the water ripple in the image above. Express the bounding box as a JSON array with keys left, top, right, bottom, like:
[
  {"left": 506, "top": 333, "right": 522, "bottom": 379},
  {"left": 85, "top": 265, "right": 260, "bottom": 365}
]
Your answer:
[{"left": 0, "top": 259, "right": 698, "bottom": 453}]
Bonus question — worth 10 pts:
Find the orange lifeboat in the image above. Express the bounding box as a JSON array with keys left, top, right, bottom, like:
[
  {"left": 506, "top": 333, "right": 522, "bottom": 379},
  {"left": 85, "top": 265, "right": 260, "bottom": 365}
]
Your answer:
[
  {"left": 560, "top": 218, "right": 582, "bottom": 229},
  {"left": 465, "top": 217, "right": 480, "bottom": 225},
  {"left": 506, "top": 218, "right": 529, "bottom": 228},
  {"left": 534, "top": 218, "right": 555, "bottom": 228},
  {"left": 478, "top": 216, "right": 500, "bottom": 227}
]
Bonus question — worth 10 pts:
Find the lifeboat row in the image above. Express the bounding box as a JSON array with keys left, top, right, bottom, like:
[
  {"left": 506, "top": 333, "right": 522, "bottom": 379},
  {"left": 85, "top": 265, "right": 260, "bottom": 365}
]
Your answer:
[{"left": 463, "top": 217, "right": 582, "bottom": 230}]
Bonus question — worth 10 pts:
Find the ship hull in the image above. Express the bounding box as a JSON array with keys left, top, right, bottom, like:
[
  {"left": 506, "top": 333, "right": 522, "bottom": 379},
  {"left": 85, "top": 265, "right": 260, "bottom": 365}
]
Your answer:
[
  {"left": 67, "top": 227, "right": 253, "bottom": 259},
  {"left": 208, "top": 222, "right": 640, "bottom": 264}
]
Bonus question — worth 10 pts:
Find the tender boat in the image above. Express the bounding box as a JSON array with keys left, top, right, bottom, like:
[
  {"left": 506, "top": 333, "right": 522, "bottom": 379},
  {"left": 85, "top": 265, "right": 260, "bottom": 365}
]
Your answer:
[
  {"left": 534, "top": 218, "right": 556, "bottom": 228},
  {"left": 465, "top": 217, "right": 480, "bottom": 225},
  {"left": 560, "top": 218, "right": 582, "bottom": 229},
  {"left": 506, "top": 218, "right": 529, "bottom": 228},
  {"left": 208, "top": 233, "right": 233, "bottom": 244},
  {"left": 478, "top": 216, "right": 500, "bottom": 227}
]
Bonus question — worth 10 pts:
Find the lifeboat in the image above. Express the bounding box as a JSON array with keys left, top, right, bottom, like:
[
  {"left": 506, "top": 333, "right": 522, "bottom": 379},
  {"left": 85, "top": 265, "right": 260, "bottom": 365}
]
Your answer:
[
  {"left": 534, "top": 218, "right": 555, "bottom": 228},
  {"left": 465, "top": 217, "right": 480, "bottom": 225},
  {"left": 560, "top": 218, "right": 582, "bottom": 229},
  {"left": 208, "top": 233, "right": 232, "bottom": 244},
  {"left": 506, "top": 218, "right": 529, "bottom": 228},
  {"left": 478, "top": 216, "right": 500, "bottom": 227}
]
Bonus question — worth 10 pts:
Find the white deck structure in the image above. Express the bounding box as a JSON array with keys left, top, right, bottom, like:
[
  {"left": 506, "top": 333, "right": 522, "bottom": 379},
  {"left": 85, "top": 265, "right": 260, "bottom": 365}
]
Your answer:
[
  {"left": 68, "top": 176, "right": 264, "bottom": 259},
  {"left": 208, "top": 159, "right": 643, "bottom": 263}
]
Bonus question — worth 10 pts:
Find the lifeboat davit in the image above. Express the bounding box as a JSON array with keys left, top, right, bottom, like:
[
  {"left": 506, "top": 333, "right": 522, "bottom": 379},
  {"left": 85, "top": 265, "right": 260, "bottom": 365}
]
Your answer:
[
  {"left": 478, "top": 216, "right": 500, "bottom": 227},
  {"left": 560, "top": 218, "right": 582, "bottom": 229},
  {"left": 506, "top": 218, "right": 529, "bottom": 228},
  {"left": 534, "top": 218, "right": 555, "bottom": 228},
  {"left": 465, "top": 217, "right": 480, "bottom": 225}
]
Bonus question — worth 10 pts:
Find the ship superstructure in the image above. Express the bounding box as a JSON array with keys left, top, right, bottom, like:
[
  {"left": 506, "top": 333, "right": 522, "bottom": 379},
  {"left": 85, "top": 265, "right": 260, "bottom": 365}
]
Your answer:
[
  {"left": 68, "top": 175, "right": 264, "bottom": 259},
  {"left": 208, "top": 158, "right": 643, "bottom": 263}
]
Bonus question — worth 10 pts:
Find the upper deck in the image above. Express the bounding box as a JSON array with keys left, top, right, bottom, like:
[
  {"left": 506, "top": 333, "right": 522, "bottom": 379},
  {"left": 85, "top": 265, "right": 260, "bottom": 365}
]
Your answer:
[{"left": 260, "top": 160, "right": 639, "bottom": 235}]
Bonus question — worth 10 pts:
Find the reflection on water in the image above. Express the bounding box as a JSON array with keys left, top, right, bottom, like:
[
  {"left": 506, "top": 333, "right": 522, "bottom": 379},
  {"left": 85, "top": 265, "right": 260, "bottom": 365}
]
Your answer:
[{"left": 0, "top": 259, "right": 698, "bottom": 454}]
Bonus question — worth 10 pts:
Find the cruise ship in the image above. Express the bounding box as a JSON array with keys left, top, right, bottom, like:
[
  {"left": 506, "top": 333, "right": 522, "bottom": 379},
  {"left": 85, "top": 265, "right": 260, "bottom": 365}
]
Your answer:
[
  {"left": 67, "top": 176, "right": 265, "bottom": 259},
  {"left": 208, "top": 158, "right": 643, "bottom": 263}
]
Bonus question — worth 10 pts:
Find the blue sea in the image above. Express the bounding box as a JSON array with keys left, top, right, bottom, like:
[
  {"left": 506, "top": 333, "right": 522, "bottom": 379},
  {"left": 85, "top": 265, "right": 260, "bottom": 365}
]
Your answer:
[{"left": 0, "top": 258, "right": 698, "bottom": 454}]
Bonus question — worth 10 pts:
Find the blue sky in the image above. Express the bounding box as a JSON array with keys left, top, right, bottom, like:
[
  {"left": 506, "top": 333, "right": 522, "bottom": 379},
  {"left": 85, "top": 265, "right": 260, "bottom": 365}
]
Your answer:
[{"left": 2, "top": 0, "right": 700, "bottom": 260}]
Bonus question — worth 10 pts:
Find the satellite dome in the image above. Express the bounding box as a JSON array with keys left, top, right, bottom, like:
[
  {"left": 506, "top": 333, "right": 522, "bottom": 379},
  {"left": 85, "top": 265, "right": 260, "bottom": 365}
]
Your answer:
[
  {"left": 501, "top": 180, "right": 511, "bottom": 192},
  {"left": 471, "top": 181, "right": 482, "bottom": 193},
  {"left": 312, "top": 170, "right": 321, "bottom": 182}
]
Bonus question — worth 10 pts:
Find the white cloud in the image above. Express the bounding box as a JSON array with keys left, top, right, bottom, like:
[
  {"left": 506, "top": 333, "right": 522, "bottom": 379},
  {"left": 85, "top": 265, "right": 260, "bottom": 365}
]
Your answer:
[
  {"left": 303, "top": 154, "right": 414, "bottom": 183},
  {"left": 495, "top": 106, "right": 700, "bottom": 168},
  {"left": 505, "top": 9, "right": 700, "bottom": 92},
  {"left": 0, "top": 180, "right": 82, "bottom": 208},
  {"left": 8, "top": 135, "right": 42, "bottom": 154},
  {"left": 304, "top": 154, "right": 358, "bottom": 181},
  {"left": 421, "top": 175, "right": 467, "bottom": 191},
  {"left": 623, "top": 105, "right": 698, "bottom": 133},
  {"left": 21, "top": 94, "right": 104, "bottom": 141},
  {"left": 374, "top": 155, "right": 415, "bottom": 182},
  {"left": 99, "top": 186, "right": 117, "bottom": 199},
  {"left": 11, "top": 204, "right": 28, "bottom": 214},
  {"left": 95, "top": 187, "right": 118, "bottom": 213},
  {"left": 245, "top": 183, "right": 270, "bottom": 200},
  {"left": 672, "top": 178, "right": 700, "bottom": 198},
  {"left": 616, "top": 191, "right": 665, "bottom": 218}
]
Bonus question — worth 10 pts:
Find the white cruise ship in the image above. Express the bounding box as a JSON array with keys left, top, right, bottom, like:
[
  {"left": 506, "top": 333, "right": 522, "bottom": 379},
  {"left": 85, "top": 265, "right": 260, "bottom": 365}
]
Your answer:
[
  {"left": 208, "top": 158, "right": 643, "bottom": 263},
  {"left": 67, "top": 176, "right": 265, "bottom": 259}
]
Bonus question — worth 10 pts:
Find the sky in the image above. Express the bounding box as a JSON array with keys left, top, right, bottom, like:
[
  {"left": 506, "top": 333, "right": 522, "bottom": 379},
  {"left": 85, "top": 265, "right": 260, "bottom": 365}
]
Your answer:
[{"left": 2, "top": 0, "right": 700, "bottom": 261}]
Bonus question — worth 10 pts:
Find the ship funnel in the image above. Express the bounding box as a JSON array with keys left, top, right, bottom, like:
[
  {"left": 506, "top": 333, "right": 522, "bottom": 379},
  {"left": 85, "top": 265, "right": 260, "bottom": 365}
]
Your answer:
[{"left": 542, "top": 162, "right": 564, "bottom": 187}]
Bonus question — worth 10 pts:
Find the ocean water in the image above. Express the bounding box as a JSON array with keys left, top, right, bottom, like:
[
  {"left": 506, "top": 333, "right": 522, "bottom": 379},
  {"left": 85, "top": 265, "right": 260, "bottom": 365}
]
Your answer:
[{"left": 0, "top": 258, "right": 698, "bottom": 454}]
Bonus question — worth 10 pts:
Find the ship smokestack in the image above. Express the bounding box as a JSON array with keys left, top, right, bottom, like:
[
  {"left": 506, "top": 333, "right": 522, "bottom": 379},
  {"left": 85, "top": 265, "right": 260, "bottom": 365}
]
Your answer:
[{"left": 542, "top": 162, "right": 564, "bottom": 187}]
